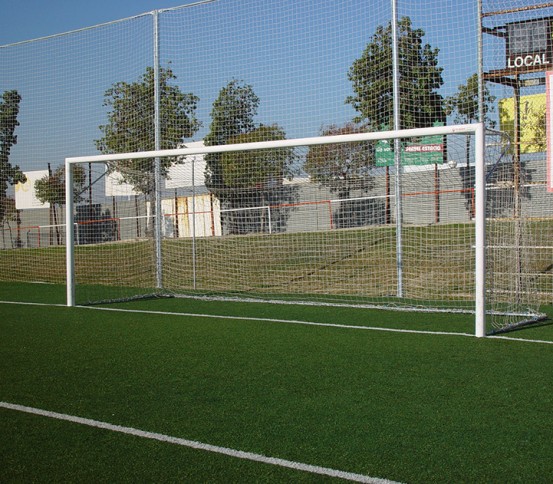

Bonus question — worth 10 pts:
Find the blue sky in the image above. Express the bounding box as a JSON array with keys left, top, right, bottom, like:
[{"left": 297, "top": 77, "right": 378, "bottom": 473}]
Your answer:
[
  {"left": 0, "top": 1, "right": 196, "bottom": 45},
  {"left": 1, "top": 0, "right": 481, "bottom": 173}
]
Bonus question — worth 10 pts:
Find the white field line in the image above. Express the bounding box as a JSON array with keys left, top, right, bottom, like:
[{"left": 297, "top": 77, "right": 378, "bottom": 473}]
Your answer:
[
  {"left": 1, "top": 300, "right": 552, "bottom": 345},
  {"left": 79, "top": 304, "right": 475, "bottom": 337},
  {"left": 0, "top": 300, "right": 67, "bottom": 307},
  {"left": 0, "top": 401, "right": 399, "bottom": 484},
  {"left": 486, "top": 335, "right": 553, "bottom": 345}
]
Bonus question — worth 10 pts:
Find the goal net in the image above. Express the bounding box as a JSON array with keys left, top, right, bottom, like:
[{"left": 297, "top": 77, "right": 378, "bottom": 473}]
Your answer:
[{"left": 65, "top": 123, "right": 545, "bottom": 336}]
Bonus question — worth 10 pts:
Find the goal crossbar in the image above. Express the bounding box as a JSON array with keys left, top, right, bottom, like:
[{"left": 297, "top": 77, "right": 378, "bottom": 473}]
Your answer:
[{"left": 65, "top": 124, "right": 480, "bottom": 164}]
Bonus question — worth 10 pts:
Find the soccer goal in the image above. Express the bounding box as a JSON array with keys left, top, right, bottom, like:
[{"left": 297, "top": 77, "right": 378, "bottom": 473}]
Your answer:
[{"left": 65, "top": 123, "right": 546, "bottom": 336}]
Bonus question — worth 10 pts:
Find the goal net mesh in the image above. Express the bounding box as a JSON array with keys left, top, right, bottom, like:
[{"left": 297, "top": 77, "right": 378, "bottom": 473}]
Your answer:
[{"left": 70, "top": 127, "right": 544, "bottom": 334}]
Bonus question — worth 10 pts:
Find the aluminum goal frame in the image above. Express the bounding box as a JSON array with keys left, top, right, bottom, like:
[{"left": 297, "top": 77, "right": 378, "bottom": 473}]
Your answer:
[{"left": 65, "top": 123, "right": 487, "bottom": 336}]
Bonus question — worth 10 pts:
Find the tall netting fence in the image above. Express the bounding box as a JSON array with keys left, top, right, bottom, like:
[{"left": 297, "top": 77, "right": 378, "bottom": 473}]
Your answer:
[
  {"left": 0, "top": 13, "right": 153, "bottom": 281},
  {"left": 1, "top": 0, "right": 552, "bottom": 327}
]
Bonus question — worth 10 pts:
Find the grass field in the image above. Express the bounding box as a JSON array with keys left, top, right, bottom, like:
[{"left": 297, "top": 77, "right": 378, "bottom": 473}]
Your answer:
[{"left": 1, "top": 281, "right": 552, "bottom": 483}]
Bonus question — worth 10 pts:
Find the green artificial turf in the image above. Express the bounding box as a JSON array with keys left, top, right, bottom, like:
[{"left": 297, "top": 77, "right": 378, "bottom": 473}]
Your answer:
[{"left": 1, "top": 291, "right": 552, "bottom": 482}]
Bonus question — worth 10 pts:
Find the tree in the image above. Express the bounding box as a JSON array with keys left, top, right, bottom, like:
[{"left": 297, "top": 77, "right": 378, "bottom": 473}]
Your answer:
[
  {"left": 35, "top": 165, "right": 86, "bottom": 245},
  {"left": 221, "top": 125, "right": 295, "bottom": 188},
  {"left": 204, "top": 80, "right": 266, "bottom": 233},
  {"left": 346, "top": 17, "right": 445, "bottom": 131},
  {"left": 220, "top": 124, "right": 299, "bottom": 233},
  {"left": 34, "top": 164, "right": 86, "bottom": 207},
  {"left": 95, "top": 65, "right": 200, "bottom": 196},
  {"left": 305, "top": 123, "right": 380, "bottom": 228},
  {"left": 305, "top": 123, "right": 374, "bottom": 199},
  {"left": 445, "top": 73, "right": 496, "bottom": 128},
  {"left": 446, "top": 73, "right": 496, "bottom": 170},
  {"left": 204, "top": 79, "right": 260, "bottom": 193},
  {"left": 0, "top": 90, "right": 25, "bottom": 228},
  {"left": 445, "top": 74, "right": 498, "bottom": 217},
  {"left": 204, "top": 81, "right": 302, "bottom": 234}
]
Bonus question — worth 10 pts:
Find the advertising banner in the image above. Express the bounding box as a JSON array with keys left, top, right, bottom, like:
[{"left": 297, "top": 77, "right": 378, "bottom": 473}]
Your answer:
[
  {"left": 499, "top": 93, "right": 546, "bottom": 155},
  {"left": 15, "top": 170, "right": 50, "bottom": 210}
]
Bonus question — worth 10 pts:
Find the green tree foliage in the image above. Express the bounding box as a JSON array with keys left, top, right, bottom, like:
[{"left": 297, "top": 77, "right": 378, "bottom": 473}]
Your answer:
[
  {"left": 219, "top": 124, "right": 299, "bottom": 234},
  {"left": 34, "top": 165, "right": 86, "bottom": 206},
  {"left": 35, "top": 164, "right": 86, "bottom": 246},
  {"left": 2, "top": 196, "right": 17, "bottom": 223},
  {"left": 95, "top": 65, "right": 200, "bottom": 196},
  {"left": 1, "top": 196, "right": 22, "bottom": 248},
  {"left": 529, "top": 105, "right": 547, "bottom": 153},
  {"left": 204, "top": 79, "right": 260, "bottom": 192},
  {"left": 305, "top": 123, "right": 374, "bottom": 199},
  {"left": 0, "top": 90, "right": 25, "bottom": 225},
  {"left": 205, "top": 81, "right": 301, "bottom": 234},
  {"left": 445, "top": 73, "right": 496, "bottom": 127},
  {"left": 446, "top": 73, "right": 496, "bottom": 169},
  {"left": 346, "top": 17, "right": 445, "bottom": 130},
  {"left": 305, "top": 123, "right": 380, "bottom": 228},
  {"left": 221, "top": 125, "right": 295, "bottom": 188}
]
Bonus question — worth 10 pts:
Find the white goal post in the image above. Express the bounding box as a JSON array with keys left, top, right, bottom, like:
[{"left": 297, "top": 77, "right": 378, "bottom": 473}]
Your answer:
[{"left": 65, "top": 123, "right": 543, "bottom": 337}]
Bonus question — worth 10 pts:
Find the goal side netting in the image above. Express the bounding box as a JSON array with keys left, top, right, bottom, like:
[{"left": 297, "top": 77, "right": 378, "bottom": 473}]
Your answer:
[{"left": 65, "top": 124, "right": 546, "bottom": 336}]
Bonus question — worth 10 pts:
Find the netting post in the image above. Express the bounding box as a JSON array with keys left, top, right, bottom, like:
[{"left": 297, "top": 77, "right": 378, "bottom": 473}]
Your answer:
[
  {"left": 65, "top": 160, "right": 75, "bottom": 307},
  {"left": 153, "top": 10, "right": 163, "bottom": 290},
  {"left": 191, "top": 154, "right": 197, "bottom": 289},
  {"left": 477, "top": 0, "right": 484, "bottom": 124},
  {"left": 391, "top": 0, "right": 404, "bottom": 297},
  {"left": 474, "top": 123, "right": 486, "bottom": 337}
]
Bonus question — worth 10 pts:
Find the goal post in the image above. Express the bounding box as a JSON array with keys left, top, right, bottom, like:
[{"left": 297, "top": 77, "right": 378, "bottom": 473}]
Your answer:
[
  {"left": 65, "top": 123, "right": 545, "bottom": 337},
  {"left": 474, "top": 123, "right": 486, "bottom": 338}
]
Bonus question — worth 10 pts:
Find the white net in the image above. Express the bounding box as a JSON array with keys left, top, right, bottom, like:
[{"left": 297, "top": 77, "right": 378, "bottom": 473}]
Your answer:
[
  {"left": 67, "top": 126, "right": 544, "bottom": 334},
  {"left": 0, "top": 13, "right": 153, "bottom": 282},
  {"left": 0, "top": 0, "right": 551, "bottom": 334}
]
